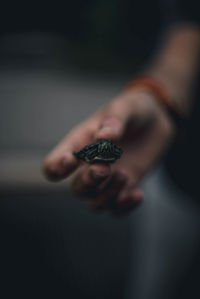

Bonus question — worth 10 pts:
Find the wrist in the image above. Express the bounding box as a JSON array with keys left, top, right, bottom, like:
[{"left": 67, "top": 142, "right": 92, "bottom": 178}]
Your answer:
[{"left": 124, "top": 75, "right": 186, "bottom": 129}]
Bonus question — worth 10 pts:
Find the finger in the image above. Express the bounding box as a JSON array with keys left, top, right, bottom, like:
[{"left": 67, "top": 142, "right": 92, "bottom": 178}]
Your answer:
[
  {"left": 95, "top": 117, "right": 125, "bottom": 141},
  {"left": 43, "top": 118, "right": 99, "bottom": 181},
  {"left": 43, "top": 151, "right": 79, "bottom": 182},
  {"left": 95, "top": 97, "right": 136, "bottom": 141},
  {"left": 89, "top": 171, "right": 128, "bottom": 210},
  {"left": 117, "top": 188, "right": 144, "bottom": 204},
  {"left": 111, "top": 189, "right": 143, "bottom": 217},
  {"left": 71, "top": 163, "right": 111, "bottom": 197}
]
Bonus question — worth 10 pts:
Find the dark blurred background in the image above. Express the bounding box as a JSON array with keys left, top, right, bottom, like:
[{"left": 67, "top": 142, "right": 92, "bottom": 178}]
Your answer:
[
  {"left": 0, "top": 2, "right": 157, "bottom": 298},
  {"left": 0, "top": 1, "right": 200, "bottom": 299}
]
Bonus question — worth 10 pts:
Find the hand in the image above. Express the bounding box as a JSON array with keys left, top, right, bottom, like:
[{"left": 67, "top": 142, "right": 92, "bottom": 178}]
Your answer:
[{"left": 43, "top": 89, "right": 175, "bottom": 216}]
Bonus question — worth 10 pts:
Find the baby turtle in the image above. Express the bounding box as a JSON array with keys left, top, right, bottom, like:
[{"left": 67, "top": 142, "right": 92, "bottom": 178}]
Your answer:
[{"left": 73, "top": 139, "right": 123, "bottom": 163}]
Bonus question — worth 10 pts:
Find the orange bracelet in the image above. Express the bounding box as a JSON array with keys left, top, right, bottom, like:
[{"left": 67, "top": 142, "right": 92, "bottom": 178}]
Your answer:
[
  {"left": 124, "top": 76, "right": 184, "bottom": 128},
  {"left": 125, "top": 76, "right": 175, "bottom": 113}
]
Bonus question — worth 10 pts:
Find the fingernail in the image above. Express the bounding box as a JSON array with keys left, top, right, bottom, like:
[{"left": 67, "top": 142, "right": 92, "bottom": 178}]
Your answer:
[
  {"left": 96, "top": 118, "right": 122, "bottom": 139},
  {"left": 97, "top": 126, "right": 115, "bottom": 137}
]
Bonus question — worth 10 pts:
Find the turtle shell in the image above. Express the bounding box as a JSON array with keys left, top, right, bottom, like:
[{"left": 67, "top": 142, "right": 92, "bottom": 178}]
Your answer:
[{"left": 73, "top": 139, "right": 123, "bottom": 163}]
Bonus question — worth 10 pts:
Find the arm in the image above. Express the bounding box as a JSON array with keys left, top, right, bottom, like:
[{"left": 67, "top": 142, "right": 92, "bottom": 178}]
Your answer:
[{"left": 149, "top": 24, "right": 200, "bottom": 115}]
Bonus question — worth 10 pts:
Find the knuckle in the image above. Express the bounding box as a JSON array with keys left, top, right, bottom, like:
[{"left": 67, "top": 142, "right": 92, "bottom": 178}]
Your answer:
[{"left": 42, "top": 159, "right": 60, "bottom": 182}]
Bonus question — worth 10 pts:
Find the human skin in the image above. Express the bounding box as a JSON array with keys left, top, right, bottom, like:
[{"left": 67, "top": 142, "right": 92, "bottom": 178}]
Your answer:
[{"left": 43, "top": 25, "right": 200, "bottom": 215}]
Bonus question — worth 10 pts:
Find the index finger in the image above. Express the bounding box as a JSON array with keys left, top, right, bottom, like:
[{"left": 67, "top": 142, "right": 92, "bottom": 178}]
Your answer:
[{"left": 42, "top": 117, "right": 99, "bottom": 181}]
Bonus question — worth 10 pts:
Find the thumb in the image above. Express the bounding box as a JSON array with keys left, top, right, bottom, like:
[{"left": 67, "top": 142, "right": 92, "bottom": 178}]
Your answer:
[
  {"left": 95, "top": 117, "right": 125, "bottom": 141},
  {"left": 95, "top": 99, "right": 135, "bottom": 140}
]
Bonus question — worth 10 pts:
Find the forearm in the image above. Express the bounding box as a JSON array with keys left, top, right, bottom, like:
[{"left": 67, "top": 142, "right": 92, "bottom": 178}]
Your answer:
[{"left": 148, "top": 24, "right": 200, "bottom": 115}]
